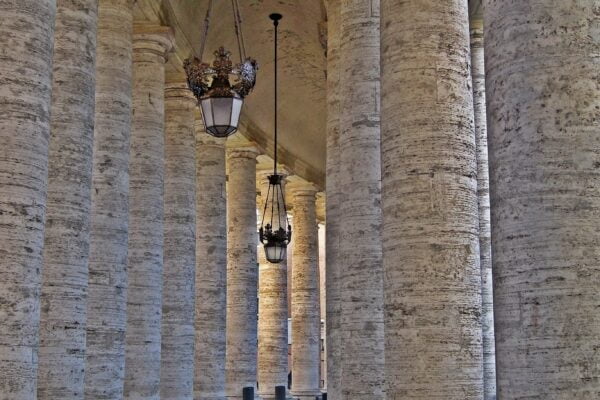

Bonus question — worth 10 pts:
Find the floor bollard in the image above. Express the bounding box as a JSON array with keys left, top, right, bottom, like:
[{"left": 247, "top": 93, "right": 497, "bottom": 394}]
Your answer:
[
  {"left": 243, "top": 386, "right": 254, "bottom": 400},
  {"left": 321, "top": 393, "right": 327, "bottom": 400},
  {"left": 275, "top": 385, "right": 286, "bottom": 400}
]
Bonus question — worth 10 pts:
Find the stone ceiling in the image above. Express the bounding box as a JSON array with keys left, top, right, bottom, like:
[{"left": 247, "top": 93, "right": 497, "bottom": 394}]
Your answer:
[{"left": 134, "top": 0, "right": 483, "bottom": 189}]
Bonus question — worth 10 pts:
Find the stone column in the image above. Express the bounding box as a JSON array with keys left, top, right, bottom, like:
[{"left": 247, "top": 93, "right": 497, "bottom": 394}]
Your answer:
[
  {"left": 470, "top": 19, "right": 496, "bottom": 400},
  {"left": 338, "top": 1, "right": 385, "bottom": 398},
  {"left": 257, "top": 170, "right": 289, "bottom": 399},
  {"left": 316, "top": 195, "right": 326, "bottom": 391},
  {"left": 0, "top": 1, "right": 55, "bottom": 398},
  {"left": 195, "top": 120, "right": 227, "bottom": 400},
  {"left": 160, "top": 81, "right": 197, "bottom": 400},
  {"left": 484, "top": 1, "right": 600, "bottom": 397},
  {"left": 324, "top": 0, "right": 342, "bottom": 397},
  {"left": 123, "top": 25, "right": 174, "bottom": 400},
  {"left": 289, "top": 183, "right": 321, "bottom": 400},
  {"left": 380, "top": 1, "right": 483, "bottom": 399},
  {"left": 225, "top": 145, "right": 260, "bottom": 398},
  {"left": 36, "top": 1, "right": 98, "bottom": 398},
  {"left": 84, "top": 1, "right": 135, "bottom": 398}
]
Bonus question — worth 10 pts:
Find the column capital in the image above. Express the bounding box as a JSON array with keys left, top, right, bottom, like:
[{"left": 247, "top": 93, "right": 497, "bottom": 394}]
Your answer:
[
  {"left": 226, "top": 144, "right": 260, "bottom": 161},
  {"left": 316, "top": 192, "right": 326, "bottom": 223},
  {"left": 165, "top": 81, "right": 196, "bottom": 111},
  {"left": 287, "top": 179, "right": 319, "bottom": 198},
  {"left": 133, "top": 24, "right": 175, "bottom": 61}
]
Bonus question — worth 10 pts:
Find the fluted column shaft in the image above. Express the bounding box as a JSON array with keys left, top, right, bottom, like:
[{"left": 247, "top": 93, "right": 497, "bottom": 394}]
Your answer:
[
  {"left": 324, "top": 0, "right": 342, "bottom": 397},
  {"left": 0, "top": 1, "right": 56, "bottom": 398},
  {"left": 257, "top": 172, "right": 289, "bottom": 399},
  {"left": 225, "top": 146, "right": 260, "bottom": 398},
  {"left": 338, "top": 1, "right": 385, "bottom": 398},
  {"left": 290, "top": 186, "right": 321, "bottom": 400},
  {"left": 484, "top": 1, "right": 600, "bottom": 397},
  {"left": 470, "top": 19, "right": 496, "bottom": 400},
  {"left": 195, "top": 126, "right": 227, "bottom": 400},
  {"left": 124, "top": 25, "right": 174, "bottom": 400},
  {"left": 84, "top": 2, "right": 135, "bottom": 398},
  {"left": 381, "top": 1, "right": 483, "bottom": 398},
  {"left": 160, "top": 83, "right": 197, "bottom": 400},
  {"left": 37, "top": 1, "right": 98, "bottom": 398}
]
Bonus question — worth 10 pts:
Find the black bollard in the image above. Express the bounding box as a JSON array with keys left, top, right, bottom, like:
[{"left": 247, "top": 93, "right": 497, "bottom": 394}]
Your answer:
[
  {"left": 321, "top": 393, "right": 327, "bottom": 400},
  {"left": 243, "top": 386, "right": 254, "bottom": 400},
  {"left": 275, "top": 385, "right": 286, "bottom": 400}
]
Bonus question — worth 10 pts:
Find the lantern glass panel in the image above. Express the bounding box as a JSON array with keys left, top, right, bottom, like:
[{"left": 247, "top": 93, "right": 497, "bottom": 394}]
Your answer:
[
  {"left": 265, "top": 242, "right": 287, "bottom": 264},
  {"left": 200, "top": 96, "right": 244, "bottom": 138}
]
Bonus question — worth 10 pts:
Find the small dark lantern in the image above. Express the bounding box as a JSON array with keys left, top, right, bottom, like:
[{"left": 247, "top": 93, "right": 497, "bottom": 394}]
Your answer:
[
  {"left": 259, "top": 13, "right": 292, "bottom": 264},
  {"left": 184, "top": 0, "right": 257, "bottom": 138}
]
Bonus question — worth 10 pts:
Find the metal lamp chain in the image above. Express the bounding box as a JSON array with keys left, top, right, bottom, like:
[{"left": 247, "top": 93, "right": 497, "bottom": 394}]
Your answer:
[{"left": 199, "top": 0, "right": 247, "bottom": 62}]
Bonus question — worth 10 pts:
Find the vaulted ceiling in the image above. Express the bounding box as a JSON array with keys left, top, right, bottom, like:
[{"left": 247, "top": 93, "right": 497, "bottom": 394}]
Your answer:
[{"left": 134, "top": 0, "right": 483, "bottom": 188}]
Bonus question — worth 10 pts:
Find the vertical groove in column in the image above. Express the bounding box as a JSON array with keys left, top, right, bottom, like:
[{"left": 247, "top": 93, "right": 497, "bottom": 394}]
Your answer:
[
  {"left": 123, "top": 25, "right": 174, "bottom": 400},
  {"left": 160, "top": 83, "right": 197, "bottom": 400},
  {"left": 84, "top": 1, "right": 134, "bottom": 398},
  {"left": 225, "top": 146, "right": 259, "bottom": 399},
  {"left": 470, "top": 19, "right": 496, "bottom": 400},
  {"left": 0, "top": 1, "right": 55, "bottom": 398},
  {"left": 37, "top": 0, "right": 98, "bottom": 398},
  {"left": 290, "top": 185, "right": 321, "bottom": 400},
  {"left": 338, "top": 1, "right": 385, "bottom": 398},
  {"left": 324, "top": 0, "right": 342, "bottom": 397},
  {"left": 380, "top": 1, "right": 483, "bottom": 398},
  {"left": 194, "top": 124, "right": 227, "bottom": 400},
  {"left": 484, "top": 1, "right": 600, "bottom": 397},
  {"left": 257, "top": 171, "right": 289, "bottom": 400}
]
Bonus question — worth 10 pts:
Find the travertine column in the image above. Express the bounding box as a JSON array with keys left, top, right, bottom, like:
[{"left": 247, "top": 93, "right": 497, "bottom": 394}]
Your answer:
[
  {"left": 195, "top": 121, "right": 227, "bottom": 400},
  {"left": 84, "top": 1, "right": 135, "bottom": 398},
  {"left": 123, "top": 25, "right": 174, "bottom": 400},
  {"left": 484, "top": 1, "right": 600, "bottom": 397},
  {"left": 316, "top": 196, "right": 326, "bottom": 391},
  {"left": 470, "top": 19, "right": 496, "bottom": 400},
  {"left": 0, "top": 1, "right": 55, "bottom": 398},
  {"left": 37, "top": 1, "right": 98, "bottom": 398},
  {"left": 289, "top": 183, "right": 321, "bottom": 400},
  {"left": 324, "top": 0, "right": 342, "bottom": 397},
  {"left": 257, "top": 171, "right": 289, "bottom": 399},
  {"left": 338, "top": 1, "right": 385, "bottom": 398},
  {"left": 160, "top": 82, "right": 197, "bottom": 400},
  {"left": 381, "top": 1, "right": 483, "bottom": 398},
  {"left": 225, "top": 145, "right": 260, "bottom": 398}
]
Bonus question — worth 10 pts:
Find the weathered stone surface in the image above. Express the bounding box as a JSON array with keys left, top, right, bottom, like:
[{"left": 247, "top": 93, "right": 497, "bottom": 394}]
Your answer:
[
  {"left": 160, "top": 83, "right": 197, "bottom": 400},
  {"left": 84, "top": 1, "right": 135, "bottom": 398},
  {"left": 324, "top": 1, "right": 342, "bottom": 397},
  {"left": 194, "top": 121, "right": 227, "bottom": 400},
  {"left": 289, "top": 183, "right": 321, "bottom": 400},
  {"left": 225, "top": 145, "right": 260, "bottom": 399},
  {"left": 37, "top": 1, "right": 98, "bottom": 398},
  {"left": 0, "top": 1, "right": 55, "bottom": 398},
  {"left": 380, "top": 1, "right": 483, "bottom": 398},
  {"left": 484, "top": 1, "right": 600, "bottom": 397},
  {"left": 338, "top": 1, "right": 385, "bottom": 398},
  {"left": 470, "top": 19, "right": 496, "bottom": 400},
  {"left": 123, "top": 25, "right": 174, "bottom": 400},
  {"left": 257, "top": 171, "right": 289, "bottom": 400}
]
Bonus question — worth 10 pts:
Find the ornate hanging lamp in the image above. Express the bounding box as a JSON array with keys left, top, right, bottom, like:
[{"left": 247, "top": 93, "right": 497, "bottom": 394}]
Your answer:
[
  {"left": 184, "top": 0, "right": 257, "bottom": 138},
  {"left": 259, "top": 13, "right": 292, "bottom": 264}
]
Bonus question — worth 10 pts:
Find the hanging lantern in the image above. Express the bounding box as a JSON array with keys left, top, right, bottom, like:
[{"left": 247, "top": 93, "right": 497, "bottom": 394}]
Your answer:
[
  {"left": 184, "top": 0, "right": 257, "bottom": 138},
  {"left": 259, "top": 13, "right": 292, "bottom": 264}
]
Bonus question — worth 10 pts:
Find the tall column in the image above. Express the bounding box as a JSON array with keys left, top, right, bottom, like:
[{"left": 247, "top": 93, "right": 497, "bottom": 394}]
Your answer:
[
  {"left": 160, "top": 81, "right": 197, "bottom": 400},
  {"left": 324, "top": 0, "right": 342, "bottom": 397},
  {"left": 380, "top": 1, "right": 483, "bottom": 399},
  {"left": 123, "top": 25, "right": 174, "bottom": 400},
  {"left": 195, "top": 121, "right": 227, "bottom": 400},
  {"left": 257, "top": 170, "right": 289, "bottom": 399},
  {"left": 470, "top": 19, "right": 496, "bottom": 400},
  {"left": 289, "top": 183, "right": 321, "bottom": 400},
  {"left": 84, "top": 1, "right": 135, "bottom": 398},
  {"left": 225, "top": 145, "right": 260, "bottom": 398},
  {"left": 338, "top": 0, "right": 385, "bottom": 398},
  {"left": 37, "top": 1, "right": 98, "bottom": 398},
  {"left": 316, "top": 195, "right": 326, "bottom": 391},
  {"left": 0, "top": 1, "right": 56, "bottom": 398},
  {"left": 484, "top": 1, "right": 600, "bottom": 397}
]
